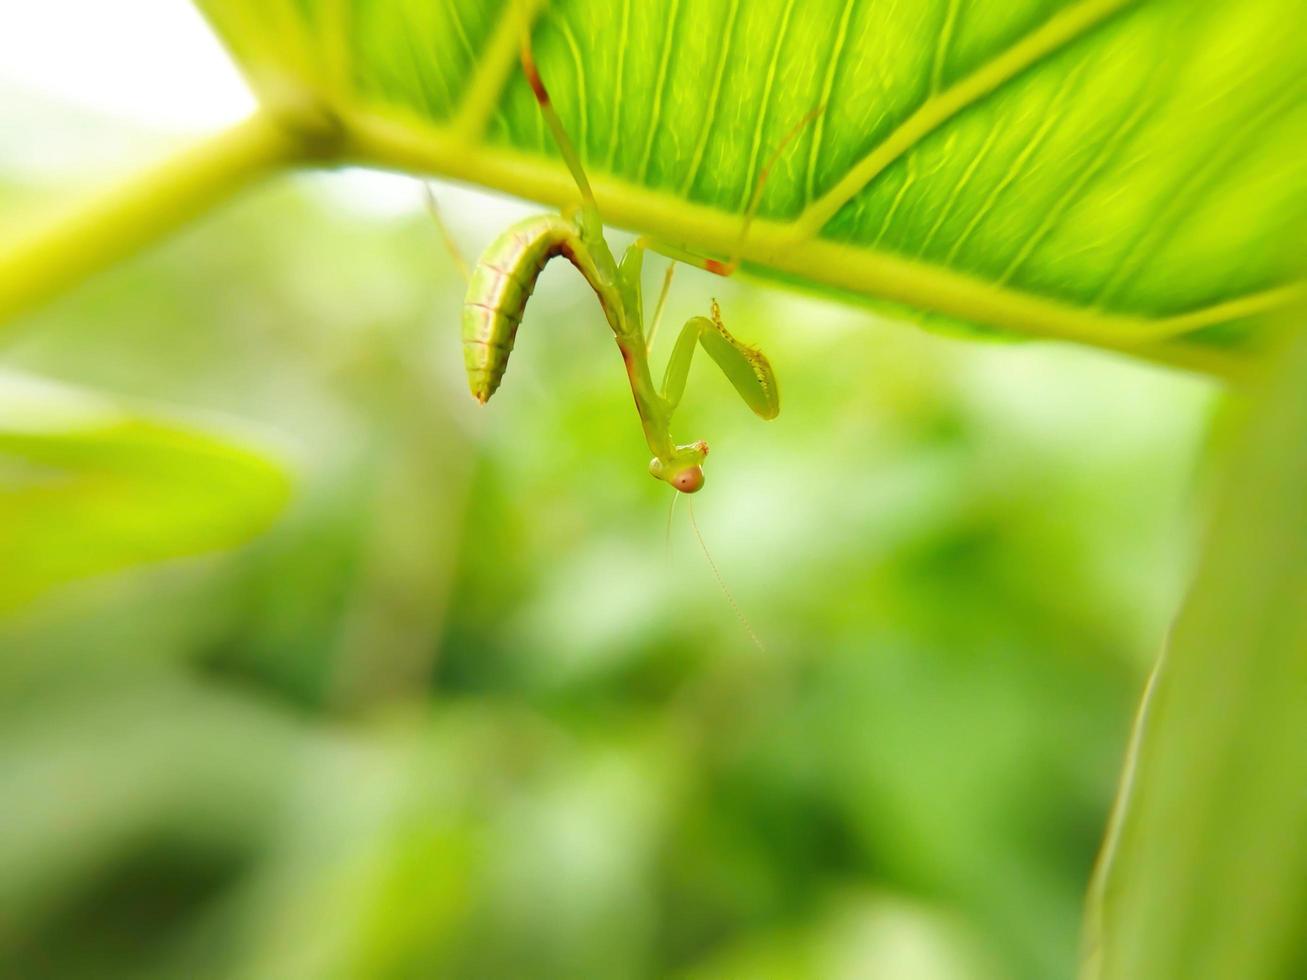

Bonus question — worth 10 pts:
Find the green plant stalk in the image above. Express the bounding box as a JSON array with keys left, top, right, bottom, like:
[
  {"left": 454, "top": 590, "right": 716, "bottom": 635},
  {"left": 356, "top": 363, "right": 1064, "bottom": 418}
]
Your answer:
[
  {"left": 340, "top": 110, "right": 1256, "bottom": 382},
  {"left": 1080, "top": 320, "right": 1307, "bottom": 979},
  {"left": 0, "top": 95, "right": 1277, "bottom": 380},
  {"left": 0, "top": 112, "right": 299, "bottom": 325}
]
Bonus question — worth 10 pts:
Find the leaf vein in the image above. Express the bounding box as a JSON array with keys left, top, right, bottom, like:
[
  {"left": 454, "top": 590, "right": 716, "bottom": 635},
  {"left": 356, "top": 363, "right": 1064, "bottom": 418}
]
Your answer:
[
  {"left": 739, "top": 0, "right": 798, "bottom": 211},
  {"left": 556, "top": 17, "right": 589, "bottom": 158},
  {"left": 998, "top": 96, "right": 1153, "bottom": 286},
  {"left": 1093, "top": 86, "right": 1299, "bottom": 308},
  {"left": 790, "top": 0, "right": 1138, "bottom": 240},
  {"left": 636, "top": 0, "right": 683, "bottom": 183},
  {"left": 942, "top": 62, "right": 1086, "bottom": 265},
  {"left": 931, "top": 0, "right": 962, "bottom": 93},
  {"left": 399, "top": 25, "right": 448, "bottom": 119},
  {"left": 443, "top": 0, "right": 475, "bottom": 60},
  {"left": 451, "top": 0, "right": 547, "bottom": 140},
  {"left": 803, "top": 0, "right": 858, "bottom": 205},
  {"left": 915, "top": 123, "right": 1002, "bottom": 257},
  {"left": 605, "top": 0, "right": 631, "bottom": 172},
  {"left": 679, "top": 0, "right": 741, "bottom": 197}
]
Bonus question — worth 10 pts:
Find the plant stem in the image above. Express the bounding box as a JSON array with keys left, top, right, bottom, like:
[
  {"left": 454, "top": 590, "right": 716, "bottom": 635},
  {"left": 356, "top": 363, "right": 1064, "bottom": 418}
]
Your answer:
[
  {"left": 0, "top": 112, "right": 299, "bottom": 326},
  {"left": 342, "top": 110, "right": 1261, "bottom": 382}
]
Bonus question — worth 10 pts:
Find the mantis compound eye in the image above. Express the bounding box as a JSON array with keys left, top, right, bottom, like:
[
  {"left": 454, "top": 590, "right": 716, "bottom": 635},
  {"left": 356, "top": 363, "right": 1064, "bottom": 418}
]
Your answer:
[{"left": 672, "top": 466, "right": 705, "bottom": 494}]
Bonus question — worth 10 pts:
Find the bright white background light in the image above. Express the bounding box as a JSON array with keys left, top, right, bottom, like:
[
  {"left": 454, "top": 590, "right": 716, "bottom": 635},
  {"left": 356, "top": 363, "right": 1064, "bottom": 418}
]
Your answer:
[
  {"left": 0, "top": 0, "right": 535, "bottom": 227},
  {"left": 0, "top": 1, "right": 255, "bottom": 130}
]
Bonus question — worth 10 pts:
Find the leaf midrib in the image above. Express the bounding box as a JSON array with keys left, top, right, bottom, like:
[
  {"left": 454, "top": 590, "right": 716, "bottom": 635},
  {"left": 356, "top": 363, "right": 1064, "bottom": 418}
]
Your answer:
[{"left": 343, "top": 107, "right": 1294, "bottom": 379}]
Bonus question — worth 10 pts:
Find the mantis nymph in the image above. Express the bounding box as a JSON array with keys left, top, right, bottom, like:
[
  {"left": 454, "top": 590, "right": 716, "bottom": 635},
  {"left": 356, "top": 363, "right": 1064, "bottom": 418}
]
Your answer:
[{"left": 460, "top": 38, "right": 807, "bottom": 494}]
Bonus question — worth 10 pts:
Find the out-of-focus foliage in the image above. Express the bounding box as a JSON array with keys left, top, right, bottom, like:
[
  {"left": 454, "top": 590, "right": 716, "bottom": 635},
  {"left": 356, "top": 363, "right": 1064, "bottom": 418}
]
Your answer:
[
  {"left": 1, "top": 3, "right": 1302, "bottom": 976},
  {"left": 196, "top": 0, "right": 1306, "bottom": 359},
  {"left": 1082, "top": 322, "right": 1307, "bottom": 980},
  {"left": 0, "top": 141, "right": 1221, "bottom": 976},
  {"left": 0, "top": 371, "right": 289, "bottom": 610}
]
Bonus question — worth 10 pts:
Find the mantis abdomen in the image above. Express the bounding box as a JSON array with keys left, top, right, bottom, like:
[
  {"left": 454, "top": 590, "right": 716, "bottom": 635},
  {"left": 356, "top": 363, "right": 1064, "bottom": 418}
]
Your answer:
[{"left": 462, "top": 212, "right": 615, "bottom": 403}]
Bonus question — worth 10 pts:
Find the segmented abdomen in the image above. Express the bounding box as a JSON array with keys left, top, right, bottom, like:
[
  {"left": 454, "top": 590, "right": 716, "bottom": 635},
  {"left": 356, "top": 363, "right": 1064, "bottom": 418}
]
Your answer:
[{"left": 462, "top": 213, "right": 587, "bottom": 403}]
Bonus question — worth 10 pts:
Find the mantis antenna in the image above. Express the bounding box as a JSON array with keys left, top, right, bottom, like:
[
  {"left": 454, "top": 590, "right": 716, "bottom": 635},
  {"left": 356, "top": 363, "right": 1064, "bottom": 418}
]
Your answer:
[
  {"left": 688, "top": 497, "right": 767, "bottom": 655},
  {"left": 665, "top": 488, "right": 768, "bottom": 655}
]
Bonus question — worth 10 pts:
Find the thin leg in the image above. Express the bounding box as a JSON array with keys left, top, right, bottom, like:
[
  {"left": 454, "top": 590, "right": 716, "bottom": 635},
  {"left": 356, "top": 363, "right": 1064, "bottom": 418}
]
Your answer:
[
  {"left": 423, "top": 184, "right": 470, "bottom": 283},
  {"left": 660, "top": 316, "right": 710, "bottom": 413},
  {"left": 646, "top": 260, "right": 677, "bottom": 352},
  {"left": 632, "top": 104, "right": 826, "bottom": 279},
  {"left": 732, "top": 103, "right": 826, "bottom": 261},
  {"left": 634, "top": 236, "right": 736, "bottom": 278},
  {"left": 519, "top": 31, "right": 598, "bottom": 222}
]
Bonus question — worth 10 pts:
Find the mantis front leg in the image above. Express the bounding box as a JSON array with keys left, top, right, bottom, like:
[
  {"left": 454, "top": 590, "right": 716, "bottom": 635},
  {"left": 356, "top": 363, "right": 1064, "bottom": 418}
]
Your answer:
[
  {"left": 641, "top": 298, "right": 780, "bottom": 493},
  {"left": 661, "top": 300, "right": 780, "bottom": 421}
]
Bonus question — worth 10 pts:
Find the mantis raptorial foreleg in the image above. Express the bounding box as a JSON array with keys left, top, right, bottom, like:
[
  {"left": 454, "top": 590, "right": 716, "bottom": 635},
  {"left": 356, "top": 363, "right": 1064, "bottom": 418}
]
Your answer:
[{"left": 661, "top": 300, "right": 779, "bottom": 420}]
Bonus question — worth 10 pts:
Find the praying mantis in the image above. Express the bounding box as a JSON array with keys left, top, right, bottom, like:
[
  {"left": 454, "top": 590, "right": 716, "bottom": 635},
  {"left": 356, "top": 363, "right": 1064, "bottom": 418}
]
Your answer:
[{"left": 456, "top": 37, "right": 814, "bottom": 494}]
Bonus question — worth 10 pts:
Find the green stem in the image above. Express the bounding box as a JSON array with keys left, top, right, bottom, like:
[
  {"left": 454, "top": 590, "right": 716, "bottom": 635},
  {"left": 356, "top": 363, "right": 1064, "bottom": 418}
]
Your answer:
[
  {"left": 341, "top": 110, "right": 1262, "bottom": 382},
  {"left": 0, "top": 112, "right": 300, "bottom": 326}
]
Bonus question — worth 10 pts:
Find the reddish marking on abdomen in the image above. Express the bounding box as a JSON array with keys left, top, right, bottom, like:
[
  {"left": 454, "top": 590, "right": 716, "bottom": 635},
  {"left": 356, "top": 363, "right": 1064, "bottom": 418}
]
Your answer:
[
  {"left": 705, "top": 258, "right": 735, "bottom": 277},
  {"left": 465, "top": 301, "right": 522, "bottom": 323}
]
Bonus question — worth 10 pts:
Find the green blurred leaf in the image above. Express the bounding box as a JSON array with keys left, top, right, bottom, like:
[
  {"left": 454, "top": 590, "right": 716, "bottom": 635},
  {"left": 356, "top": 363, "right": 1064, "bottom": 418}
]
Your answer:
[
  {"left": 1081, "top": 322, "right": 1307, "bottom": 978},
  {"left": 0, "top": 372, "right": 291, "bottom": 610},
  {"left": 196, "top": 0, "right": 1304, "bottom": 371}
]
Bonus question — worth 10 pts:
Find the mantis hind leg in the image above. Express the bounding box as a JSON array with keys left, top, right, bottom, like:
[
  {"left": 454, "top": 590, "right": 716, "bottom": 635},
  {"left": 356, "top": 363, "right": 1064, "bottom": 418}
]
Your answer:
[
  {"left": 519, "top": 22, "right": 626, "bottom": 306},
  {"left": 519, "top": 28, "right": 602, "bottom": 237},
  {"left": 634, "top": 102, "right": 828, "bottom": 281},
  {"left": 635, "top": 237, "right": 737, "bottom": 278},
  {"left": 423, "top": 184, "right": 470, "bottom": 283}
]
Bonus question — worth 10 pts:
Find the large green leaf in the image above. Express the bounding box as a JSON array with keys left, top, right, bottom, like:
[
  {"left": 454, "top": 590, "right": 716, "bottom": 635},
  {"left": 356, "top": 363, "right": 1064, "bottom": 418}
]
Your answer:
[
  {"left": 195, "top": 0, "right": 1305, "bottom": 375},
  {"left": 1080, "top": 318, "right": 1307, "bottom": 979},
  {"left": 0, "top": 372, "right": 291, "bottom": 611}
]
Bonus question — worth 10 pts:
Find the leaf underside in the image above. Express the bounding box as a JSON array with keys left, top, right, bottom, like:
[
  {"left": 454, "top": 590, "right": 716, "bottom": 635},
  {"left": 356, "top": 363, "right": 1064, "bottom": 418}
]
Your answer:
[{"left": 198, "top": 0, "right": 1305, "bottom": 369}]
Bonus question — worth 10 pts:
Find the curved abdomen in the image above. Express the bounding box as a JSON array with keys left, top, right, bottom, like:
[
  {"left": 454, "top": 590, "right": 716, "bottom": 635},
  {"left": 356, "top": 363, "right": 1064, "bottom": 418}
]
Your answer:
[{"left": 462, "top": 213, "right": 597, "bottom": 403}]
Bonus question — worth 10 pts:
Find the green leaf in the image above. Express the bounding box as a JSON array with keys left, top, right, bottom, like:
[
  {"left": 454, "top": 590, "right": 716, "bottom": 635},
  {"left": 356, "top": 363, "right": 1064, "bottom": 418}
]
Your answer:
[
  {"left": 1080, "top": 321, "right": 1307, "bottom": 978},
  {"left": 0, "top": 372, "right": 291, "bottom": 611},
  {"left": 194, "top": 0, "right": 1305, "bottom": 375}
]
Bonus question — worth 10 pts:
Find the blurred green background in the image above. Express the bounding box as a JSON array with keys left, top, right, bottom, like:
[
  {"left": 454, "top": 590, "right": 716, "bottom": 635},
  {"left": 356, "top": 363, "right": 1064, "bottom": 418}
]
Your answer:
[{"left": 0, "top": 7, "right": 1229, "bottom": 979}]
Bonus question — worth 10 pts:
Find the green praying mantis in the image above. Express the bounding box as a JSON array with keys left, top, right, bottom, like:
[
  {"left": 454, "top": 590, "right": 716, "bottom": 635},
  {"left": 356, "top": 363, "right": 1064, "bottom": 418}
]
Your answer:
[{"left": 455, "top": 36, "right": 817, "bottom": 495}]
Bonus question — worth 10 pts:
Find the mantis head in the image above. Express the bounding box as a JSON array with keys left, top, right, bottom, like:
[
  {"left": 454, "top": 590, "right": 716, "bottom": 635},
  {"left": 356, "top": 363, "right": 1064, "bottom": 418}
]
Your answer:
[{"left": 649, "top": 441, "right": 709, "bottom": 494}]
